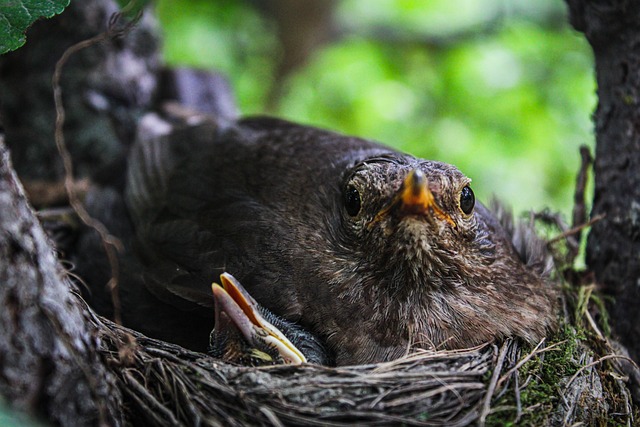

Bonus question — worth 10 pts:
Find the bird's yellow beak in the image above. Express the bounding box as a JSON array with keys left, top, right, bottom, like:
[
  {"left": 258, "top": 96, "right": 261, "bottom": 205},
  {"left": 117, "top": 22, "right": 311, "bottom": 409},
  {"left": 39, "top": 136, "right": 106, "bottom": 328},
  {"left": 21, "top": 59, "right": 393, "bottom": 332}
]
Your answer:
[
  {"left": 212, "top": 273, "right": 307, "bottom": 364},
  {"left": 399, "top": 169, "right": 438, "bottom": 214},
  {"left": 373, "top": 169, "right": 456, "bottom": 227}
]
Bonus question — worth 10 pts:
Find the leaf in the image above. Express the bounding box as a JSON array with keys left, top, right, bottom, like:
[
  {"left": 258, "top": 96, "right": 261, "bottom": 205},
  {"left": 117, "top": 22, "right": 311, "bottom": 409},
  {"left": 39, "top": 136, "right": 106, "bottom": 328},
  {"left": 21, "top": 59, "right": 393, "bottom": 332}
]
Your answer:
[{"left": 0, "top": 0, "right": 70, "bottom": 55}]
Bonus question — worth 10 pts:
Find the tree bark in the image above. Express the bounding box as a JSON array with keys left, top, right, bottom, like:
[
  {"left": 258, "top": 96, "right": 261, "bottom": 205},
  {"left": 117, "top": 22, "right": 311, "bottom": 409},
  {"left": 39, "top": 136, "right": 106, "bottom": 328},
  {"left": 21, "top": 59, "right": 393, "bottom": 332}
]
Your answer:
[
  {"left": 566, "top": 0, "right": 640, "bottom": 362},
  {"left": 0, "top": 140, "right": 122, "bottom": 426}
]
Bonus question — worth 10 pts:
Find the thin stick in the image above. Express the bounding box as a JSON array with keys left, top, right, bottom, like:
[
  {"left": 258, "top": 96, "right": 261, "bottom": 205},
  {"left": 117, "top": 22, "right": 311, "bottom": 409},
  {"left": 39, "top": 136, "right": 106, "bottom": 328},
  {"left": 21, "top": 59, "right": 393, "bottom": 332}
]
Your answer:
[
  {"left": 584, "top": 309, "right": 605, "bottom": 340},
  {"left": 561, "top": 145, "right": 593, "bottom": 262},
  {"left": 565, "top": 354, "right": 640, "bottom": 389},
  {"left": 479, "top": 341, "right": 509, "bottom": 426},
  {"left": 497, "top": 339, "right": 571, "bottom": 387},
  {"left": 496, "top": 338, "right": 545, "bottom": 386},
  {"left": 547, "top": 214, "right": 605, "bottom": 245},
  {"left": 514, "top": 369, "right": 522, "bottom": 423},
  {"left": 259, "top": 406, "right": 285, "bottom": 427},
  {"left": 123, "top": 370, "right": 180, "bottom": 425},
  {"left": 572, "top": 146, "right": 593, "bottom": 231},
  {"left": 51, "top": 11, "right": 141, "bottom": 324}
]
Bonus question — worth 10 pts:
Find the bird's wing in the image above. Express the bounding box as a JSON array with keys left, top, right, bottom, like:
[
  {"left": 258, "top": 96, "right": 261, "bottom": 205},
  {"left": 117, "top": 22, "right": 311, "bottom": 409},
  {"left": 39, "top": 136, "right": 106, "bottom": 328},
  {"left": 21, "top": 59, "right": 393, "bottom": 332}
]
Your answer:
[
  {"left": 125, "top": 115, "right": 231, "bottom": 311},
  {"left": 126, "top": 114, "right": 224, "bottom": 226}
]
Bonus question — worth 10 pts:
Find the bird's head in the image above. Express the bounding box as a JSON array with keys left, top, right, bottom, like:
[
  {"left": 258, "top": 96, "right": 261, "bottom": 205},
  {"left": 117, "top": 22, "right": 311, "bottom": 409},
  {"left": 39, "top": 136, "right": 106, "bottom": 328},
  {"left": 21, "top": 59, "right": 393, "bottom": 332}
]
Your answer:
[
  {"left": 334, "top": 154, "right": 495, "bottom": 292},
  {"left": 308, "top": 152, "right": 554, "bottom": 363}
]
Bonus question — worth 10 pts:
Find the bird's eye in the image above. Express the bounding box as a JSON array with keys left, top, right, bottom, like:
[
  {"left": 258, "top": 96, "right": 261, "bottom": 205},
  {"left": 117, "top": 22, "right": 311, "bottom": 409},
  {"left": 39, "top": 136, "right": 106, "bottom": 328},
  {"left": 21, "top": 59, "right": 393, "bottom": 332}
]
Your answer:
[
  {"left": 459, "top": 185, "right": 475, "bottom": 215},
  {"left": 344, "top": 185, "right": 362, "bottom": 217}
]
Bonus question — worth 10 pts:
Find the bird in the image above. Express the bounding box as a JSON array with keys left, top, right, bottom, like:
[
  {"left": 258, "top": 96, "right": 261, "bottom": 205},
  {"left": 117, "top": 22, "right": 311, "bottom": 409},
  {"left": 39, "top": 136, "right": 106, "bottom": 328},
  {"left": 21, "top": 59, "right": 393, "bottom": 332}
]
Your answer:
[
  {"left": 123, "top": 114, "right": 557, "bottom": 366},
  {"left": 209, "top": 272, "right": 329, "bottom": 365}
]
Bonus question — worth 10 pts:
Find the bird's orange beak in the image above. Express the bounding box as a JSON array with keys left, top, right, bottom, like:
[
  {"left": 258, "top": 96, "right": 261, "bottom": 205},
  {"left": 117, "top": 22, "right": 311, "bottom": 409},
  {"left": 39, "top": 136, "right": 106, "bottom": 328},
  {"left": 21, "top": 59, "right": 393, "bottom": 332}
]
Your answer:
[{"left": 373, "top": 169, "right": 456, "bottom": 227}]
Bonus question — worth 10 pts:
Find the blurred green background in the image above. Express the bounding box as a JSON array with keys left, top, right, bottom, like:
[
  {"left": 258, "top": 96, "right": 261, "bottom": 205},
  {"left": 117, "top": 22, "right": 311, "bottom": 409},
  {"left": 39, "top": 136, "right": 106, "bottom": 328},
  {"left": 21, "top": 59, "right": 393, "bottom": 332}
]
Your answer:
[{"left": 154, "top": 0, "right": 595, "bottom": 218}]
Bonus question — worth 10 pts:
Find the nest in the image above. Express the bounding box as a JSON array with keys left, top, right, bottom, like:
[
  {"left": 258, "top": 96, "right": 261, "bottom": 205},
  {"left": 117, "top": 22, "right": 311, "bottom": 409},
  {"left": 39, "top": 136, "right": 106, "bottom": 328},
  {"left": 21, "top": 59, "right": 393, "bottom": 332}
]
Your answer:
[{"left": 89, "top": 280, "right": 637, "bottom": 426}]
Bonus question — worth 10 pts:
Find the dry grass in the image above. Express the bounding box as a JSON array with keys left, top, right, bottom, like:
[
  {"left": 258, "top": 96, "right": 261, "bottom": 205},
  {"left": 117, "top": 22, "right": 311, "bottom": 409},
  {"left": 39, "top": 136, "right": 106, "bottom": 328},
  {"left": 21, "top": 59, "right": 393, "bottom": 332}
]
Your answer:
[{"left": 87, "top": 283, "right": 638, "bottom": 426}]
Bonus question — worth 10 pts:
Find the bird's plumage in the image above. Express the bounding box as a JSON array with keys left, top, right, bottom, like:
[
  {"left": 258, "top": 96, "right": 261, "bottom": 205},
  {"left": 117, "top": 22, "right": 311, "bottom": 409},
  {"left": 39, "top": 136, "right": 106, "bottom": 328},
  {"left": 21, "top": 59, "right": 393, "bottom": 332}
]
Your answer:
[{"left": 124, "top": 115, "right": 556, "bottom": 365}]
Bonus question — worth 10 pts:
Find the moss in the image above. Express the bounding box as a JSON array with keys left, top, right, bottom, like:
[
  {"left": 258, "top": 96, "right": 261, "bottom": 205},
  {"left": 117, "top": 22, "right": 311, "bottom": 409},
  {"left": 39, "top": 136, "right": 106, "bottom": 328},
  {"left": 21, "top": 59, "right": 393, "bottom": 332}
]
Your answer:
[
  {"left": 520, "top": 327, "right": 584, "bottom": 422},
  {"left": 485, "top": 324, "right": 584, "bottom": 426},
  {"left": 485, "top": 278, "right": 640, "bottom": 427}
]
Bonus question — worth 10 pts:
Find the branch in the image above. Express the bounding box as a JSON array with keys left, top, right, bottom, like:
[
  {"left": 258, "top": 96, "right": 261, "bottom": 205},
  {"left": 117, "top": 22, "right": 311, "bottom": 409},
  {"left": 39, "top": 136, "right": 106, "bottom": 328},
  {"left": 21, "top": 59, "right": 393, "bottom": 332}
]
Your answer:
[{"left": 0, "top": 140, "right": 121, "bottom": 426}]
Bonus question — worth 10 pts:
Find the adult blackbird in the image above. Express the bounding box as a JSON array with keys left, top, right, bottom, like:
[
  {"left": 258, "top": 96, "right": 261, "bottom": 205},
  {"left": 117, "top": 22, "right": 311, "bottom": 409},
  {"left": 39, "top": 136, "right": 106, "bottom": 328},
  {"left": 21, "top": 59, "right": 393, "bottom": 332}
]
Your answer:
[{"left": 125, "top": 115, "right": 556, "bottom": 366}]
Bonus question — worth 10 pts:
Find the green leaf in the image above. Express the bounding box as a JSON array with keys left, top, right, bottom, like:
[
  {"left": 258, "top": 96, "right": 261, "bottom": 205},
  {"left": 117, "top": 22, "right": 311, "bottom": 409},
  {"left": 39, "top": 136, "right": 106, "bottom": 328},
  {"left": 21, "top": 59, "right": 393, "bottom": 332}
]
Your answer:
[{"left": 0, "top": 0, "right": 70, "bottom": 54}]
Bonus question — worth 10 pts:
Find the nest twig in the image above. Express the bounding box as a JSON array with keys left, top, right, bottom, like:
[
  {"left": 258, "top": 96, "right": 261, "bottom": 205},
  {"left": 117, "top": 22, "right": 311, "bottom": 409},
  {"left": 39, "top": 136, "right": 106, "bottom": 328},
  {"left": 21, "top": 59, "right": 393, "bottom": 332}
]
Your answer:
[
  {"left": 85, "top": 290, "right": 637, "bottom": 426},
  {"left": 97, "top": 312, "right": 492, "bottom": 426}
]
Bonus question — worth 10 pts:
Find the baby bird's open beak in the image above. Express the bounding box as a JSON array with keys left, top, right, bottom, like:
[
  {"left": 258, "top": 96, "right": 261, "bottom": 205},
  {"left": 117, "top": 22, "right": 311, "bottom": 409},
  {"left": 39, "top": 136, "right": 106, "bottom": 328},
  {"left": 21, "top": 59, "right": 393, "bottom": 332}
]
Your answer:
[{"left": 211, "top": 273, "right": 307, "bottom": 365}]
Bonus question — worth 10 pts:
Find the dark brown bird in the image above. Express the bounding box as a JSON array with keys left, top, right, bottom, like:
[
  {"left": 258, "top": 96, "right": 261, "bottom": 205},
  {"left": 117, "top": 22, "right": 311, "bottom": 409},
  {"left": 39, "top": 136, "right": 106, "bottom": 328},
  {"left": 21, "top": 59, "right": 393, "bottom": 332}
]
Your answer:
[{"left": 125, "top": 115, "right": 556, "bottom": 366}]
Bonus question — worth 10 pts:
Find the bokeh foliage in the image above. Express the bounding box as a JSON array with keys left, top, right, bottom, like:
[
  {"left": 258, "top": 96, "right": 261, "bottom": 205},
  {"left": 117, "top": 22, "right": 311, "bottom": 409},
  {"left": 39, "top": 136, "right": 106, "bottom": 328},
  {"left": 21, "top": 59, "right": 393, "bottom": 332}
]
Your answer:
[{"left": 155, "top": 0, "right": 595, "bottom": 217}]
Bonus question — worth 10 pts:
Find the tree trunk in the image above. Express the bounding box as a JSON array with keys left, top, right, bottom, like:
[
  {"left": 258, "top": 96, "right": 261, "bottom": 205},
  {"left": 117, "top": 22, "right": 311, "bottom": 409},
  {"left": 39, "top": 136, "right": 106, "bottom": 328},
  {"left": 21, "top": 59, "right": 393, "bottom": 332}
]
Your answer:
[
  {"left": 566, "top": 0, "right": 640, "bottom": 362},
  {"left": 0, "top": 141, "right": 122, "bottom": 426}
]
